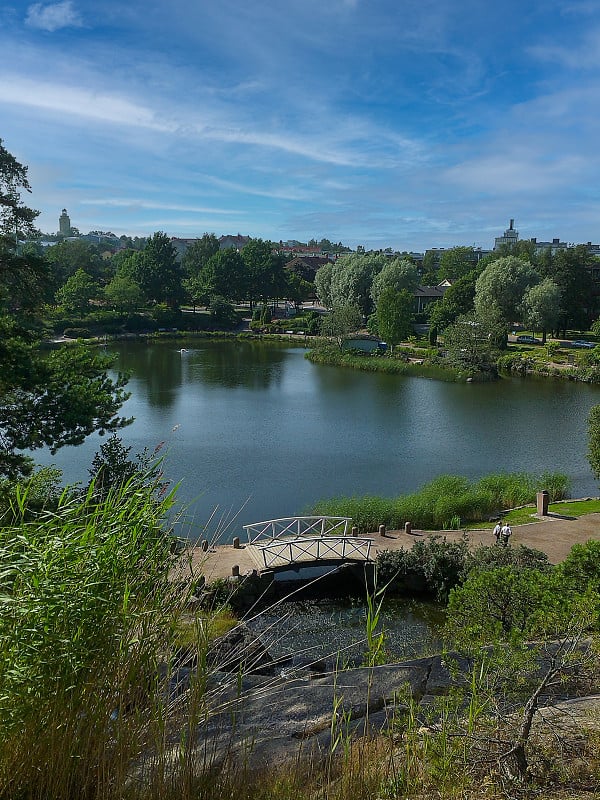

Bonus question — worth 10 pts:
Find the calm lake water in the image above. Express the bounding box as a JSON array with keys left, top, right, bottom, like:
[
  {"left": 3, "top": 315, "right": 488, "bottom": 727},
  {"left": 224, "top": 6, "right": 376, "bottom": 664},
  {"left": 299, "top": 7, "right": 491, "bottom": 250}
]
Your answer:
[{"left": 37, "top": 338, "right": 600, "bottom": 540}]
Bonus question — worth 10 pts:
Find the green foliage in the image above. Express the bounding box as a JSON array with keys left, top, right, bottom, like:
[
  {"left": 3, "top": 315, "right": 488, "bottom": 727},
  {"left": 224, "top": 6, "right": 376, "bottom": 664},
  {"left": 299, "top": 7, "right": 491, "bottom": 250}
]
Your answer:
[
  {"left": 370, "top": 258, "right": 419, "bottom": 305},
  {"left": 377, "top": 535, "right": 470, "bottom": 601},
  {"left": 208, "top": 296, "right": 240, "bottom": 329},
  {"left": 0, "top": 479, "right": 180, "bottom": 796},
  {"left": 320, "top": 304, "right": 362, "bottom": 348},
  {"left": 463, "top": 544, "right": 551, "bottom": 579},
  {"left": 474, "top": 256, "right": 539, "bottom": 327},
  {"left": 0, "top": 144, "right": 132, "bottom": 479},
  {"left": 587, "top": 404, "right": 600, "bottom": 481},
  {"left": 376, "top": 287, "right": 414, "bottom": 350},
  {"left": 62, "top": 326, "right": 92, "bottom": 338},
  {"left": 558, "top": 539, "right": 600, "bottom": 595},
  {"left": 310, "top": 472, "right": 570, "bottom": 532},
  {"left": 445, "top": 566, "right": 560, "bottom": 645},
  {"left": 0, "top": 466, "right": 64, "bottom": 523}
]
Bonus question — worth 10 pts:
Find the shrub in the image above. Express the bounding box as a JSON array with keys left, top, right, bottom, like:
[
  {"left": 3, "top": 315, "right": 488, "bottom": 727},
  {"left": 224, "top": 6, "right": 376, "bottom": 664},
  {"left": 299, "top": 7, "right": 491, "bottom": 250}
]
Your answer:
[
  {"left": 62, "top": 326, "right": 92, "bottom": 339},
  {"left": 377, "top": 535, "right": 469, "bottom": 601}
]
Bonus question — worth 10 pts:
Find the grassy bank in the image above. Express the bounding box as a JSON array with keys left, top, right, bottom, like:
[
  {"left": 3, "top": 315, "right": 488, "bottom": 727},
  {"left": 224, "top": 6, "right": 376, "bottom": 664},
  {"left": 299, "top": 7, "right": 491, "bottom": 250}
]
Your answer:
[
  {"left": 309, "top": 472, "right": 571, "bottom": 532},
  {"left": 306, "top": 344, "right": 468, "bottom": 382}
]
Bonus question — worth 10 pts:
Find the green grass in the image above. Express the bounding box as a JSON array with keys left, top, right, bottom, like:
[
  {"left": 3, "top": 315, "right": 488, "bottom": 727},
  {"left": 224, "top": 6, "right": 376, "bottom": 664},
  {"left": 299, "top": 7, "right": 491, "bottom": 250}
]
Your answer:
[{"left": 465, "top": 497, "right": 600, "bottom": 529}]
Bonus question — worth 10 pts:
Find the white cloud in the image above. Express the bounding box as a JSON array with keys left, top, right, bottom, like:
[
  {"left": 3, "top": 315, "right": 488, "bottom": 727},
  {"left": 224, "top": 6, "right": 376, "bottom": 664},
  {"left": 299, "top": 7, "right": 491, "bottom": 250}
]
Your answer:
[{"left": 25, "top": 0, "right": 82, "bottom": 32}]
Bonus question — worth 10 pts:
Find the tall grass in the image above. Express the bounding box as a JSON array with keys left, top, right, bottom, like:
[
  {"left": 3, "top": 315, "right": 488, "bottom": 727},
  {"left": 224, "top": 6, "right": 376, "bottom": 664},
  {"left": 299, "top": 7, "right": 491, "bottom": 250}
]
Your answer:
[
  {"left": 0, "top": 476, "right": 183, "bottom": 799},
  {"left": 310, "top": 471, "right": 571, "bottom": 532}
]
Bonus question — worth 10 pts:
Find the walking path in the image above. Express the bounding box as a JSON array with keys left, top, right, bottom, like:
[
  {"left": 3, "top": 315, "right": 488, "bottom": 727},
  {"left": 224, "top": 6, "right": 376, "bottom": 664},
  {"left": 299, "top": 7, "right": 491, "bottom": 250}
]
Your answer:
[{"left": 181, "top": 512, "right": 600, "bottom": 582}]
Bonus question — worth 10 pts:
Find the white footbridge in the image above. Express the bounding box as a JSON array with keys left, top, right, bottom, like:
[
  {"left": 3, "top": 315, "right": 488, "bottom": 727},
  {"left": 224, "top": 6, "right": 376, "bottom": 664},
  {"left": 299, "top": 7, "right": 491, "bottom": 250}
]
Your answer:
[{"left": 243, "top": 516, "right": 374, "bottom": 572}]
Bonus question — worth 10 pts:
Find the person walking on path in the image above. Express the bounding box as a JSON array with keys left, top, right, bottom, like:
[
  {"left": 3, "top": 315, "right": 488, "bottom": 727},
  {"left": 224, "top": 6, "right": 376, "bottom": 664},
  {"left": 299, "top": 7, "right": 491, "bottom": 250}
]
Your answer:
[
  {"left": 493, "top": 520, "right": 503, "bottom": 544},
  {"left": 500, "top": 521, "right": 512, "bottom": 547}
]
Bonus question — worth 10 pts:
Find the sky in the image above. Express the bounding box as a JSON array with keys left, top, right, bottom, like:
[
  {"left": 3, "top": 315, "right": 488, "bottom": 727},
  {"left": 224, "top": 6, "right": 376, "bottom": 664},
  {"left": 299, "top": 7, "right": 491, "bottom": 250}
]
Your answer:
[{"left": 2, "top": 0, "right": 600, "bottom": 252}]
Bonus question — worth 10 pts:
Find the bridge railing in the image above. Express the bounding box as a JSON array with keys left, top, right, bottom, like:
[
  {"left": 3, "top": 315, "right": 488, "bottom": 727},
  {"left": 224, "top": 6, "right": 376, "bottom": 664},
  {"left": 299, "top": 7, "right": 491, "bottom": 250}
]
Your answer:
[
  {"left": 258, "top": 535, "right": 373, "bottom": 569},
  {"left": 243, "top": 516, "right": 352, "bottom": 544}
]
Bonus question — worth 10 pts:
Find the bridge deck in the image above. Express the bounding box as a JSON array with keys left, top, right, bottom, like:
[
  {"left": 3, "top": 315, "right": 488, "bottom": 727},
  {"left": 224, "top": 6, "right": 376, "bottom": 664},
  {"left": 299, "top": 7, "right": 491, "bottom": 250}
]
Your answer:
[{"left": 246, "top": 535, "right": 373, "bottom": 570}]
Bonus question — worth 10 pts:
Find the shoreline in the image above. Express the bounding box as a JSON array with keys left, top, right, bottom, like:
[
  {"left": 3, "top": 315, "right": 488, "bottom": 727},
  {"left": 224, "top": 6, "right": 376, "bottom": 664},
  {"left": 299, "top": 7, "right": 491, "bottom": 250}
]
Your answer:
[{"left": 184, "top": 510, "right": 600, "bottom": 583}]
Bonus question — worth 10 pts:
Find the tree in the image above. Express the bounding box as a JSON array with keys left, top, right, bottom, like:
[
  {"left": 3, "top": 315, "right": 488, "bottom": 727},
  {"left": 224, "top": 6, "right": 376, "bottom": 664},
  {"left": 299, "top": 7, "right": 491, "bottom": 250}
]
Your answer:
[
  {"left": 103, "top": 274, "right": 144, "bottom": 313},
  {"left": 203, "top": 248, "right": 246, "bottom": 302},
  {"left": 370, "top": 258, "right": 419, "bottom": 305},
  {"left": 474, "top": 256, "right": 539, "bottom": 328},
  {"left": 428, "top": 271, "right": 477, "bottom": 331},
  {"left": 443, "top": 312, "right": 502, "bottom": 374},
  {"left": 55, "top": 269, "right": 100, "bottom": 314},
  {"left": 128, "top": 232, "right": 184, "bottom": 307},
  {"left": 321, "top": 304, "right": 362, "bottom": 349},
  {"left": 0, "top": 143, "right": 131, "bottom": 478},
  {"left": 438, "top": 246, "right": 479, "bottom": 281},
  {"left": 521, "top": 278, "right": 561, "bottom": 343},
  {"left": 242, "top": 238, "right": 286, "bottom": 307},
  {"left": 181, "top": 233, "right": 220, "bottom": 280},
  {"left": 329, "top": 253, "right": 386, "bottom": 319},
  {"left": 587, "top": 404, "right": 600, "bottom": 483},
  {"left": 539, "top": 245, "right": 596, "bottom": 334},
  {"left": 46, "top": 239, "right": 106, "bottom": 289},
  {"left": 376, "top": 288, "right": 414, "bottom": 351},
  {"left": 314, "top": 262, "right": 334, "bottom": 308}
]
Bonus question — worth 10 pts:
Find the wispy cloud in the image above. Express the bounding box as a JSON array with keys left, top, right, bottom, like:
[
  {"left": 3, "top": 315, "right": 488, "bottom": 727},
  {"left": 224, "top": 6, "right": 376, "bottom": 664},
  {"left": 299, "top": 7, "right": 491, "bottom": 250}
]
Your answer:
[
  {"left": 25, "top": 0, "right": 82, "bottom": 32},
  {"left": 79, "top": 198, "right": 242, "bottom": 215}
]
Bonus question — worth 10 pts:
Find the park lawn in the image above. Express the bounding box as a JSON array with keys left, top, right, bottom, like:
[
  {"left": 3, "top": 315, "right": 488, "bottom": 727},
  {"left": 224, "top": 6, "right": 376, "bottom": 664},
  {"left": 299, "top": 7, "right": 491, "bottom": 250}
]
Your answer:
[{"left": 464, "top": 497, "right": 600, "bottom": 530}]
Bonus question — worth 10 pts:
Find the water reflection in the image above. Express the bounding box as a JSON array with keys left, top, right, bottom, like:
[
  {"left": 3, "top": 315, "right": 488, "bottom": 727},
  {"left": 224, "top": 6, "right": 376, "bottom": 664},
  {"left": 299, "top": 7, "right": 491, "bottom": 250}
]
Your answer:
[{"left": 247, "top": 597, "right": 446, "bottom": 663}]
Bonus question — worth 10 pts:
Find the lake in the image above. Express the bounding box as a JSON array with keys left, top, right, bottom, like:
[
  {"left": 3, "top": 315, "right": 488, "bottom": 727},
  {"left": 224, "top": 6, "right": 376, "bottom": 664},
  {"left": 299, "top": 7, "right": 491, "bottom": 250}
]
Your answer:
[{"left": 37, "top": 338, "right": 600, "bottom": 542}]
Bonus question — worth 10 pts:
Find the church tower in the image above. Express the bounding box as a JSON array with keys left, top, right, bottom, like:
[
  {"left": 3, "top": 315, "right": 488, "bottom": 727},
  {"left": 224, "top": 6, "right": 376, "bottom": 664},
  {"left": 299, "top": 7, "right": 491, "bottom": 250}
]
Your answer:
[{"left": 59, "top": 208, "right": 71, "bottom": 237}]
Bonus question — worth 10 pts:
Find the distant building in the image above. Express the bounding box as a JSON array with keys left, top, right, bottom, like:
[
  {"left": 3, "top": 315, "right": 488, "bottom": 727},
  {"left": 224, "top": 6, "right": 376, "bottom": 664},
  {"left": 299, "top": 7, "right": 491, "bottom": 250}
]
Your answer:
[
  {"left": 285, "top": 256, "right": 330, "bottom": 283},
  {"left": 528, "top": 237, "right": 570, "bottom": 256},
  {"left": 219, "top": 234, "right": 251, "bottom": 251},
  {"left": 494, "top": 219, "right": 519, "bottom": 250},
  {"left": 413, "top": 282, "right": 450, "bottom": 313},
  {"left": 59, "top": 208, "right": 71, "bottom": 237}
]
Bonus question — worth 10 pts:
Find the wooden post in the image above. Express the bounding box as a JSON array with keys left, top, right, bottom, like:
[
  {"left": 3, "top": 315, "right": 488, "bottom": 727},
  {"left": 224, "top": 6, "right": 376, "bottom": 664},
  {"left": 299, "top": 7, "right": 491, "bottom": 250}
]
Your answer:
[
  {"left": 352, "top": 526, "right": 358, "bottom": 537},
  {"left": 379, "top": 524, "right": 386, "bottom": 537},
  {"left": 405, "top": 521, "right": 412, "bottom": 535},
  {"left": 233, "top": 536, "right": 240, "bottom": 549},
  {"left": 232, "top": 565, "right": 240, "bottom": 577},
  {"left": 536, "top": 491, "right": 549, "bottom": 516},
  {"left": 201, "top": 539, "right": 209, "bottom": 552}
]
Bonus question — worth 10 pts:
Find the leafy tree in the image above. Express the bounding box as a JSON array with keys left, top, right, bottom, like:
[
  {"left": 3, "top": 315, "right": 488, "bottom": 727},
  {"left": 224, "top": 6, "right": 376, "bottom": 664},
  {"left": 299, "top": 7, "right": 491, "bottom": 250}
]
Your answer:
[
  {"left": 242, "top": 238, "right": 286, "bottom": 307},
  {"left": 428, "top": 271, "right": 477, "bottom": 331},
  {"left": 285, "top": 271, "right": 312, "bottom": 308},
  {"left": 474, "top": 256, "right": 539, "bottom": 328},
  {"left": 87, "top": 434, "right": 167, "bottom": 502},
  {"left": 438, "top": 246, "right": 479, "bottom": 281},
  {"left": 376, "top": 288, "right": 414, "bottom": 351},
  {"left": 443, "top": 312, "right": 502, "bottom": 374},
  {"left": 103, "top": 273, "right": 144, "bottom": 312},
  {"left": 370, "top": 258, "right": 419, "bottom": 305},
  {"left": 321, "top": 304, "right": 362, "bottom": 349},
  {"left": 521, "top": 277, "right": 561, "bottom": 343},
  {"left": 587, "top": 404, "right": 600, "bottom": 484},
  {"left": 55, "top": 269, "right": 100, "bottom": 314},
  {"left": 209, "top": 296, "right": 239, "bottom": 328},
  {"left": 0, "top": 143, "right": 131, "bottom": 478},
  {"left": 203, "top": 248, "right": 246, "bottom": 302},
  {"left": 329, "top": 253, "right": 386, "bottom": 318},
  {"left": 0, "top": 138, "right": 38, "bottom": 239},
  {"left": 314, "top": 262, "right": 334, "bottom": 308},
  {"left": 539, "top": 245, "right": 596, "bottom": 334},
  {"left": 127, "top": 232, "right": 184, "bottom": 307},
  {"left": 181, "top": 233, "right": 220, "bottom": 279},
  {"left": 46, "top": 239, "right": 106, "bottom": 290}
]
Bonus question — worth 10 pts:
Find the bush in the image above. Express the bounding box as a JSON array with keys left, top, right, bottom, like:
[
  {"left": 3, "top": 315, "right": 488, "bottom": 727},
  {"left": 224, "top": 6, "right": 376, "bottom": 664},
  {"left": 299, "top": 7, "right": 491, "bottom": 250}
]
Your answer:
[
  {"left": 377, "top": 535, "right": 469, "bottom": 601},
  {"left": 62, "top": 326, "right": 92, "bottom": 338}
]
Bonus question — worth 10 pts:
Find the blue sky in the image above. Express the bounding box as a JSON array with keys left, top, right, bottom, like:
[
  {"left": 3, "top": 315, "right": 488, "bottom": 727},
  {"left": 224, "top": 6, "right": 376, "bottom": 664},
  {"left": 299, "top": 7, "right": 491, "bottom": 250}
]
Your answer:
[{"left": 2, "top": 0, "right": 600, "bottom": 251}]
